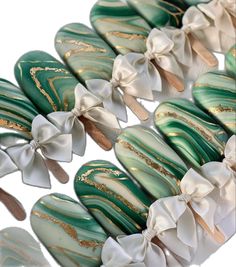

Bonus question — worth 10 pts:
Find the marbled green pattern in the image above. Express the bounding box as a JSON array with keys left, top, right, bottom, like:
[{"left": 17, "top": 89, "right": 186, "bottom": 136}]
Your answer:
[
  {"left": 115, "top": 126, "right": 188, "bottom": 199},
  {"left": 193, "top": 71, "right": 236, "bottom": 134},
  {"left": 127, "top": 0, "right": 188, "bottom": 28},
  {"left": 154, "top": 98, "right": 228, "bottom": 167},
  {"left": 183, "top": 0, "right": 209, "bottom": 4},
  {"left": 90, "top": 0, "right": 151, "bottom": 54},
  {"left": 14, "top": 51, "right": 79, "bottom": 115},
  {"left": 74, "top": 160, "right": 152, "bottom": 237},
  {"left": 31, "top": 193, "right": 107, "bottom": 267},
  {"left": 225, "top": 44, "right": 236, "bottom": 79},
  {"left": 0, "top": 79, "right": 38, "bottom": 140},
  {"left": 55, "top": 23, "right": 116, "bottom": 83},
  {"left": 0, "top": 227, "right": 51, "bottom": 267}
]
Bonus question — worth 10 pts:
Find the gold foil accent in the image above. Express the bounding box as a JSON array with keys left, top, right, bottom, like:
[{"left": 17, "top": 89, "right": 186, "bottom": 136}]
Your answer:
[
  {"left": 32, "top": 211, "right": 103, "bottom": 248},
  {"left": 209, "top": 105, "right": 236, "bottom": 113},
  {"left": 105, "top": 31, "right": 146, "bottom": 41},
  {"left": 0, "top": 118, "right": 29, "bottom": 132}
]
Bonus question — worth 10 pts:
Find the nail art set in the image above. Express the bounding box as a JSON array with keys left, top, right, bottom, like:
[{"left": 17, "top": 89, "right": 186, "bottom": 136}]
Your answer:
[{"left": 0, "top": 0, "right": 236, "bottom": 266}]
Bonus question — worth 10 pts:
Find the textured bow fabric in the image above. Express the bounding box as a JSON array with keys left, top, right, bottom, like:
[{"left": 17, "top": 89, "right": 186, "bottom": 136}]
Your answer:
[
  {"left": 150, "top": 169, "right": 216, "bottom": 261},
  {"left": 101, "top": 237, "right": 146, "bottom": 267},
  {"left": 162, "top": 6, "right": 210, "bottom": 67},
  {"left": 198, "top": 0, "right": 236, "bottom": 51},
  {"left": 201, "top": 135, "right": 236, "bottom": 224},
  {"left": 48, "top": 84, "right": 120, "bottom": 155},
  {"left": 6, "top": 115, "right": 72, "bottom": 188},
  {"left": 86, "top": 53, "right": 161, "bottom": 122},
  {"left": 0, "top": 148, "right": 17, "bottom": 178}
]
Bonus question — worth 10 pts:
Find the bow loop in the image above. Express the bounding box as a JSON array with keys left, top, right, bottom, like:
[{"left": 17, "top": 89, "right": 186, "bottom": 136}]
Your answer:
[
  {"left": 48, "top": 84, "right": 120, "bottom": 155},
  {"left": 6, "top": 115, "right": 72, "bottom": 188},
  {"left": 182, "top": 6, "right": 210, "bottom": 33},
  {"left": 0, "top": 148, "right": 17, "bottom": 178},
  {"left": 145, "top": 28, "right": 183, "bottom": 79}
]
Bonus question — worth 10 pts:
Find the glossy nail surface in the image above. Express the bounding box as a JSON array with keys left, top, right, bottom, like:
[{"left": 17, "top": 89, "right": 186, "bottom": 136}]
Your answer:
[
  {"left": 225, "top": 44, "right": 236, "bottom": 79},
  {"left": 154, "top": 98, "right": 228, "bottom": 167},
  {"left": 31, "top": 193, "right": 107, "bottom": 267},
  {"left": 115, "top": 125, "right": 188, "bottom": 199},
  {"left": 74, "top": 160, "right": 152, "bottom": 237},
  {"left": 55, "top": 23, "right": 116, "bottom": 83},
  {"left": 193, "top": 71, "right": 236, "bottom": 134}
]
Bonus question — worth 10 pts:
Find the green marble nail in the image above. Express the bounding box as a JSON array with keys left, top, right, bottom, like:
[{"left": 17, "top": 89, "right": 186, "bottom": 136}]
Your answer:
[
  {"left": 0, "top": 78, "right": 38, "bottom": 140},
  {"left": 193, "top": 71, "right": 236, "bottom": 134},
  {"left": 31, "top": 193, "right": 107, "bottom": 267},
  {"left": 127, "top": 0, "right": 187, "bottom": 28},
  {"left": 225, "top": 44, "right": 236, "bottom": 79},
  {"left": 0, "top": 227, "right": 51, "bottom": 267},
  {"left": 183, "top": 0, "right": 210, "bottom": 4},
  {"left": 55, "top": 23, "right": 116, "bottom": 83},
  {"left": 154, "top": 98, "right": 228, "bottom": 168},
  {"left": 115, "top": 126, "right": 188, "bottom": 199},
  {"left": 14, "top": 51, "right": 79, "bottom": 115},
  {"left": 90, "top": 0, "right": 151, "bottom": 55},
  {"left": 74, "top": 160, "right": 152, "bottom": 237}
]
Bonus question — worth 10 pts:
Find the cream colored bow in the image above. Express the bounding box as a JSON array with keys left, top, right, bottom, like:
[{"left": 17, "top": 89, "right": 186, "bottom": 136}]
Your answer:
[
  {"left": 0, "top": 148, "right": 17, "bottom": 178},
  {"left": 6, "top": 115, "right": 72, "bottom": 188},
  {"left": 48, "top": 84, "right": 120, "bottom": 155},
  {"left": 201, "top": 135, "right": 236, "bottom": 224},
  {"left": 149, "top": 169, "right": 216, "bottom": 261},
  {"left": 198, "top": 0, "right": 236, "bottom": 51},
  {"left": 86, "top": 53, "right": 161, "bottom": 122},
  {"left": 101, "top": 237, "right": 145, "bottom": 267},
  {"left": 162, "top": 6, "right": 210, "bottom": 67}
]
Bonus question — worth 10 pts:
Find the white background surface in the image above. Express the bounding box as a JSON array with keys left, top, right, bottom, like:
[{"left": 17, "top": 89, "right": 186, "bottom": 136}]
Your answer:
[{"left": 0, "top": 1, "right": 235, "bottom": 266}]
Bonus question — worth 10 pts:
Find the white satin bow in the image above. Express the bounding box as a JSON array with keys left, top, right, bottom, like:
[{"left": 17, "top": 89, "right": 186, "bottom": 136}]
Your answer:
[
  {"left": 6, "top": 115, "right": 72, "bottom": 188},
  {"left": 86, "top": 52, "right": 161, "bottom": 122},
  {"left": 48, "top": 83, "right": 120, "bottom": 155},
  {"left": 150, "top": 169, "right": 216, "bottom": 261},
  {"left": 0, "top": 148, "right": 17, "bottom": 178},
  {"left": 162, "top": 6, "right": 210, "bottom": 67},
  {"left": 198, "top": 0, "right": 236, "bottom": 51},
  {"left": 201, "top": 135, "right": 236, "bottom": 224}
]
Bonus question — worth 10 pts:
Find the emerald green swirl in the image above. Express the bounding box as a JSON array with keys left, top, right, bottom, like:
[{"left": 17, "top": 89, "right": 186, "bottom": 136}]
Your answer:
[
  {"left": 225, "top": 44, "right": 236, "bottom": 79},
  {"left": 154, "top": 98, "right": 228, "bottom": 168}
]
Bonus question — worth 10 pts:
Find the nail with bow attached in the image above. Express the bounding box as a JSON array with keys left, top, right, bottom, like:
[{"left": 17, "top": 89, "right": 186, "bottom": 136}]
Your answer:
[
  {"left": 161, "top": 6, "right": 218, "bottom": 67},
  {"left": 55, "top": 23, "right": 149, "bottom": 122},
  {"left": 91, "top": 0, "right": 184, "bottom": 92},
  {"left": 48, "top": 83, "right": 120, "bottom": 154},
  {"left": 15, "top": 50, "right": 119, "bottom": 152},
  {"left": 5, "top": 115, "right": 72, "bottom": 187},
  {"left": 0, "top": 188, "right": 26, "bottom": 221}
]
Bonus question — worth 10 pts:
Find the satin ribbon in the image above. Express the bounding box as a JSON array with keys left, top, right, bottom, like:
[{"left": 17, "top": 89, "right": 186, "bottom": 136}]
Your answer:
[
  {"left": 0, "top": 148, "right": 17, "bottom": 178},
  {"left": 201, "top": 135, "right": 236, "bottom": 224},
  {"left": 162, "top": 6, "right": 210, "bottom": 67},
  {"left": 86, "top": 52, "right": 161, "bottom": 122},
  {"left": 48, "top": 83, "right": 120, "bottom": 155},
  {"left": 198, "top": 0, "right": 236, "bottom": 51},
  {"left": 149, "top": 169, "right": 216, "bottom": 262},
  {"left": 6, "top": 115, "right": 72, "bottom": 188}
]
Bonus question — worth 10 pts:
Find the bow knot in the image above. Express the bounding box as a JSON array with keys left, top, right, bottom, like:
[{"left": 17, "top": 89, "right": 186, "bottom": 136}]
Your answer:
[
  {"left": 6, "top": 115, "right": 72, "bottom": 188},
  {"left": 110, "top": 77, "right": 120, "bottom": 89},
  {"left": 71, "top": 107, "right": 82, "bottom": 117},
  {"left": 178, "top": 193, "right": 192, "bottom": 203},
  {"left": 142, "top": 229, "right": 156, "bottom": 242},
  {"left": 29, "top": 139, "right": 40, "bottom": 151},
  {"left": 48, "top": 84, "right": 120, "bottom": 156}
]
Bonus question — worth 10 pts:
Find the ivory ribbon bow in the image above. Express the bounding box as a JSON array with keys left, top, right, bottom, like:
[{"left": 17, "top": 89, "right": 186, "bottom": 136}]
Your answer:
[
  {"left": 198, "top": 0, "right": 236, "bottom": 51},
  {"left": 150, "top": 169, "right": 216, "bottom": 262},
  {"left": 201, "top": 135, "right": 236, "bottom": 224},
  {"left": 6, "top": 115, "right": 72, "bottom": 188},
  {"left": 0, "top": 148, "right": 17, "bottom": 178},
  {"left": 86, "top": 52, "right": 161, "bottom": 122},
  {"left": 162, "top": 6, "right": 210, "bottom": 67},
  {"left": 48, "top": 84, "right": 120, "bottom": 155}
]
